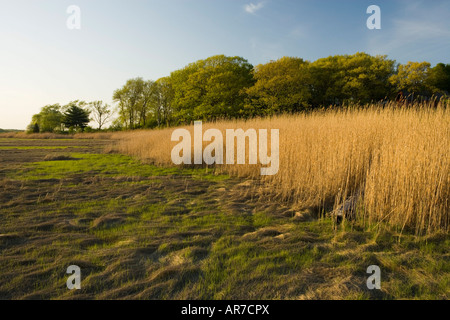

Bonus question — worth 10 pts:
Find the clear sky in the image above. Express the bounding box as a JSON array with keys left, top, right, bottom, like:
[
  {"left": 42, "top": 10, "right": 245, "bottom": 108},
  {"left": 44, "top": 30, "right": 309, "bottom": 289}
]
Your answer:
[{"left": 1, "top": 0, "right": 449, "bottom": 129}]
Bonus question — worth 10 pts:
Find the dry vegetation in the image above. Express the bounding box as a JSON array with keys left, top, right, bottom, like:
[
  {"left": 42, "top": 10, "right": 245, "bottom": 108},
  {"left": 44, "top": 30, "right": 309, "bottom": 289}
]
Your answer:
[
  {"left": 0, "top": 132, "right": 116, "bottom": 140},
  {"left": 1, "top": 138, "right": 448, "bottom": 299},
  {"left": 112, "top": 102, "right": 449, "bottom": 236}
]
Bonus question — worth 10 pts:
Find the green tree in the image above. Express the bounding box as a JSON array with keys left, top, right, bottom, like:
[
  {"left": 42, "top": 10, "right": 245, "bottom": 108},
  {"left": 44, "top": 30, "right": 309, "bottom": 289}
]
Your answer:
[
  {"left": 26, "top": 122, "right": 40, "bottom": 133},
  {"left": 309, "top": 53, "right": 396, "bottom": 106},
  {"left": 168, "top": 63, "right": 199, "bottom": 124},
  {"left": 308, "top": 55, "right": 341, "bottom": 106},
  {"left": 244, "top": 57, "right": 311, "bottom": 116},
  {"left": 140, "top": 80, "right": 158, "bottom": 128},
  {"left": 389, "top": 61, "right": 432, "bottom": 96},
  {"left": 427, "top": 63, "right": 450, "bottom": 94},
  {"left": 27, "top": 104, "right": 63, "bottom": 133},
  {"left": 63, "top": 104, "right": 90, "bottom": 131},
  {"left": 169, "top": 55, "right": 254, "bottom": 123},
  {"left": 155, "top": 77, "right": 174, "bottom": 126},
  {"left": 113, "top": 79, "right": 142, "bottom": 129},
  {"left": 113, "top": 78, "right": 157, "bottom": 129},
  {"left": 338, "top": 53, "right": 396, "bottom": 102}
]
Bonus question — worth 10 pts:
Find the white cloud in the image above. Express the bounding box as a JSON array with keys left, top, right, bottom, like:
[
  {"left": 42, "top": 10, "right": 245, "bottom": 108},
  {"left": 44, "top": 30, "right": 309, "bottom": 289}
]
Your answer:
[{"left": 244, "top": 2, "right": 265, "bottom": 14}]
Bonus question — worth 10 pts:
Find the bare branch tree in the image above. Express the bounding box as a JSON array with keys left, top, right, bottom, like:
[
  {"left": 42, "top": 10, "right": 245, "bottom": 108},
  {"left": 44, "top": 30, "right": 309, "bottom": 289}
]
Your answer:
[{"left": 89, "top": 101, "right": 112, "bottom": 130}]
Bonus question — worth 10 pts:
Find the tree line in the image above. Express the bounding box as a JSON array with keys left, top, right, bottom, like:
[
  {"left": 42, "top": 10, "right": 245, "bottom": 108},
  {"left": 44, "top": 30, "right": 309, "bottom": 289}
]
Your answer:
[
  {"left": 27, "top": 100, "right": 112, "bottom": 133},
  {"left": 28, "top": 52, "right": 450, "bottom": 132}
]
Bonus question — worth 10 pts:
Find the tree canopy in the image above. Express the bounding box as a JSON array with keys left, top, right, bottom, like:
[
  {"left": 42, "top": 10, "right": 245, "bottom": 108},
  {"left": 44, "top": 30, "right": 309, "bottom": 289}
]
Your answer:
[
  {"left": 309, "top": 53, "right": 396, "bottom": 106},
  {"left": 169, "top": 55, "right": 255, "bottom": 123},
  {"left": 110, "top": 53, "right": 448, "bottom": 128},
  {"left": 389, "top": 61, "right": 432, "bottom": 96},
  {"left": 28, "top": 53, "right": 449, "bottom": 133},
  {"left": 27, "top": 101, "right": 101, "bottom": 133},
  {"left": 427, "top": 63, "right": 450, "bottom": 94},
  {"left": 113, "top": 78, "right": 158, "bottom": 129},
  {"left": 244, "top": 57, "right": 311, "bottom": 116},
  {"left": 28, "top": 104, "right": 63, "bottom": 133}
]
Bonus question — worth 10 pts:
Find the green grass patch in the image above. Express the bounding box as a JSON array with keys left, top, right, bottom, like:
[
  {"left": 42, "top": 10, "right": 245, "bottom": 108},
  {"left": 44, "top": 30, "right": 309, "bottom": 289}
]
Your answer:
[
  {"left": 0, "top": 146, "right": 88, "bottom": 150},
  {"left": 9, "top": 152, "right": 230, "bottom": 181}
]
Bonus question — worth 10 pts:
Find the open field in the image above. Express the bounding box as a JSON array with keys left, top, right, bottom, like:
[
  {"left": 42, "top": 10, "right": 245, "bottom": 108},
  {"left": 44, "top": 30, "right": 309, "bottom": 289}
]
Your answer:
[{"left": 0, "top": 137, "right": 448, "bottom": 300}]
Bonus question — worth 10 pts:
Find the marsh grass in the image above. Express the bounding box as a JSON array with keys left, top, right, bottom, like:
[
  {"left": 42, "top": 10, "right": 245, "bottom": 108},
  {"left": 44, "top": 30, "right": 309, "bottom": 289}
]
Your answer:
[
  {"left": 112, "top": 102, "right": 449, "bottom": 236},
  {"left": 0, "top": 138, "right": 448, "bottom": 299}
]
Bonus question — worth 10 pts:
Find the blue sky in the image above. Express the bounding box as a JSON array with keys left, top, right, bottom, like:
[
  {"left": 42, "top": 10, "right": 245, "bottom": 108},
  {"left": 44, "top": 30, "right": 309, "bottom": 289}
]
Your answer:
[{"left": 1, "top": 0, "right": 449, "bottom": 129}]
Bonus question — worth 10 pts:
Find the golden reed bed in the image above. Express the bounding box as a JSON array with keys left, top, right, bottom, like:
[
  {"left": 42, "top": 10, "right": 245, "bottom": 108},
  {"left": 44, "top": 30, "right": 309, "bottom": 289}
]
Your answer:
[{"left": 111, "top": 102, "right": 449, "bottom": 235}]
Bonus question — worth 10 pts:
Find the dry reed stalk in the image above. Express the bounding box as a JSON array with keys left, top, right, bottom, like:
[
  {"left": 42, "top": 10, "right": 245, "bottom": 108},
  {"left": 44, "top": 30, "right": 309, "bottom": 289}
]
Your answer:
[{"left": 111, "top": 102, "right": 449, "bottom": 235}]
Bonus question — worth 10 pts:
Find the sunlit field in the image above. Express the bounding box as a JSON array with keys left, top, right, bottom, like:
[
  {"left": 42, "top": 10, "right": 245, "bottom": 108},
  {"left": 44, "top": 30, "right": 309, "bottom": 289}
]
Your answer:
[
  {"left": 113, "top": 102, "right": 449, "bottom": 236},
  {"left": 2, "top": 0, "right": 450, "bottom": 305},
  {"left": 1, "top": 102, "right": 449, "bottom": 300}
]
